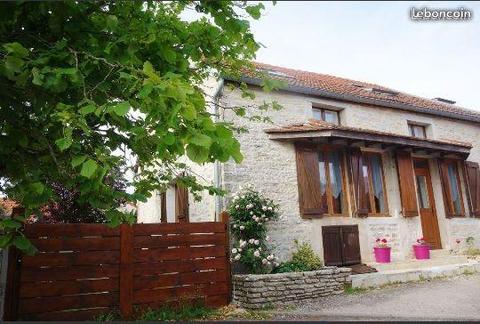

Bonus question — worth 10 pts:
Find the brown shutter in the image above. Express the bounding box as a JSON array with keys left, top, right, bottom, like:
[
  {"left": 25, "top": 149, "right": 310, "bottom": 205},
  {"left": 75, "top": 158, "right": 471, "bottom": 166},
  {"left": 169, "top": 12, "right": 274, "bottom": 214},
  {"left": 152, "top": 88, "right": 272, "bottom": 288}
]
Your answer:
[
  {"left": 396, "top": 151, "right": 418, "bottom": 217},
  {"left": 438, "top": 159, "right": 454, "bottom": 218},
  {"left": 295, "top": 143, "right": 326, "bottom": 217},
  {"left": 465, "top": 161, "right": 480, "bottom": 217},
  {"left": 322, "top": 226, "right": 343, "bottom": 266},
  {"left": 341, "top": 225, "right": 361, "bottom": 265},
  {"left": 160, "top": 191, "right": 167, "bottom": 223},
  {"left": 175, "top": 184, "right": 189, "bottom": 223},
  {"left": 349, "top": 148, "right": 369, "bottom": 217}
]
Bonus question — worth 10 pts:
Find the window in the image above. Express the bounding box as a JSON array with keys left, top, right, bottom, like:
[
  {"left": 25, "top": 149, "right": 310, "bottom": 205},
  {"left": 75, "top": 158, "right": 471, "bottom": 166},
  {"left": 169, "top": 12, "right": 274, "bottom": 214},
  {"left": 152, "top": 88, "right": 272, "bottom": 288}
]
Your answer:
[
  {"left": 408, "top": 123, "right": 427, "bottom": 139},
  {"left": 318, "top": 147, "right": 346, "bottom": 215},
  {"left": 361, "top": 152, "right": 388, "bottom": 215},
  {"left": 439, "top": 160, "right": 465, "bottom": 217},
  {"left": 313, "top": 108, "right": 340, "bottom": 125}
]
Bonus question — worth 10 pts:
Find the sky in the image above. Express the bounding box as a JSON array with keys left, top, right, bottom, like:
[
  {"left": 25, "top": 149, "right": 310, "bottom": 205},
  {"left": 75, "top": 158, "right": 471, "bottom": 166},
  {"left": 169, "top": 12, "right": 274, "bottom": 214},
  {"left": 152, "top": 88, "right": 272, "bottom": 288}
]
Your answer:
[{"left": 248, "top": 1, "right": 480, "bottom": 111}]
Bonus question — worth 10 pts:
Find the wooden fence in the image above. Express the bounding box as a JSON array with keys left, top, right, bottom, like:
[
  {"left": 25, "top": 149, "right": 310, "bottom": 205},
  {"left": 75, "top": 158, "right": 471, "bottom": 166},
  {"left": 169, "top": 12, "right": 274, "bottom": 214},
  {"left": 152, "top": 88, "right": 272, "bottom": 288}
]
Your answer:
[{"left": 3, "top": 221, "right": 231, "bottom": 321}]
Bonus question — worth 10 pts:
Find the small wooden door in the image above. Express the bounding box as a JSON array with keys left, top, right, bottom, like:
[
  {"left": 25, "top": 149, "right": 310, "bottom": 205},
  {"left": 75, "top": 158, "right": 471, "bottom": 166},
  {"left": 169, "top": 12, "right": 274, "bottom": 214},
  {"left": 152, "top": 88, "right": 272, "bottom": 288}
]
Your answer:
[
  {"left": 322, "top": 225, "right": 361, "bottom": 266},
  {"left": 414, "top": 159, "right": 442, "bottom": 249}
]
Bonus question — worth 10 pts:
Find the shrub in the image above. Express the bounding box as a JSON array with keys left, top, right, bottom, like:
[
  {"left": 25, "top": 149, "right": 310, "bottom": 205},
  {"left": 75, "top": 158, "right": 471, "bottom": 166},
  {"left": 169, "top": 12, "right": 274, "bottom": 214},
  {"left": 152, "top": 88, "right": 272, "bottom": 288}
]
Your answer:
[
  {"left": 227, "top": 184, "right": 280, "bottom": 274},
  {"left": 273, "top": 240, "right": 323, "bottom": 273}
]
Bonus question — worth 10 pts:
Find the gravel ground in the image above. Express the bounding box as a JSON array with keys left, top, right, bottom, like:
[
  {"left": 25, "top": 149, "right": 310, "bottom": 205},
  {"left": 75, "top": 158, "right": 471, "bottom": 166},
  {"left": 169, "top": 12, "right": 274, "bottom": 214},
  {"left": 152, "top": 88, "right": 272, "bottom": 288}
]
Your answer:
[{"left": 271, "top": 274, "right": 480, "bottom": 321}]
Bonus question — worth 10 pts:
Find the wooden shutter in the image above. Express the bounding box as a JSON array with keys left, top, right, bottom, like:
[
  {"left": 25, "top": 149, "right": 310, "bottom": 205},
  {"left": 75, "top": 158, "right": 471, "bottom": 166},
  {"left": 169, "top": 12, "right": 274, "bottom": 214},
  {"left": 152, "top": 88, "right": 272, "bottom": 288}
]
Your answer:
[
  {"left": 341, "top": 225, "right": 361, "bottom": 265},
  {"left": 175, "top": 184, "right": 189, "bottom": 223},
  {"left": 465, "top": 161, "right": 480, "bottom": 217},
  {"left": 160, "top": 191, "right": 167, "bottom": 223},
  {"left": 322, "top": 226, "right": 343, "bottom": 266},
  {"left": 396, "top": 151, "right": 418, "bottom": 217},
  {"left": 349, "top": 148, "right": 369, "bottom": 217},
  {"left": 295, "top": 143, "right": 326, "bottom": 217},
  {"left": 438, "top": 159, "right": 454, "bottom": 218}
]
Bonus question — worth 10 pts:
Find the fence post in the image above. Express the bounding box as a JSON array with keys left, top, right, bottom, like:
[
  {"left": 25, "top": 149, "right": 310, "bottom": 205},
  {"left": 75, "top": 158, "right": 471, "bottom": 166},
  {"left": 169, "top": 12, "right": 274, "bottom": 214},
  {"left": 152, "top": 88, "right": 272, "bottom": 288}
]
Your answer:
[
  {"left": 220, "top": 211, "right": 232, "bottom": 303},
  {"left": 119, "top": 224, "right": 133, "bottom": 319},
  {"left": 2, "top": 247, "right": 19, "bottom": 321}
]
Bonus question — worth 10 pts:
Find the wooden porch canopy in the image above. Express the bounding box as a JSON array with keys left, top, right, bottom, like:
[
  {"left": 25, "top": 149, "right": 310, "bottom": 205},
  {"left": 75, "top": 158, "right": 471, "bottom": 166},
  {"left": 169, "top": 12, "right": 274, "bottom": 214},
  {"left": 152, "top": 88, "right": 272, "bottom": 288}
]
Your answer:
[{"left": 265, "top": 120, "right": 472, "bottom": 158}]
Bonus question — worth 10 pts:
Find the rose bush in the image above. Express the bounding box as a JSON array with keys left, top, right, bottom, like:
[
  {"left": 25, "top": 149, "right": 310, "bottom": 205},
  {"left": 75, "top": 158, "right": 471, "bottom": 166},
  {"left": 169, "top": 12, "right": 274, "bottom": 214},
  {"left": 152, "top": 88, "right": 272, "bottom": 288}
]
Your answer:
[{"left": 227, "top": 184, "right": 279, "bottom": 274}]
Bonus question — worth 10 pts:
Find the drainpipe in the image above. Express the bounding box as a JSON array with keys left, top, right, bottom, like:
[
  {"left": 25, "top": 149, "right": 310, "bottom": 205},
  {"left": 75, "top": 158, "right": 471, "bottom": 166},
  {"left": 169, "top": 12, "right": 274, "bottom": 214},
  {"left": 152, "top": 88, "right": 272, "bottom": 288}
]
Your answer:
[{"left": 212, "top": 79, "right": 224, "bottom": 221}]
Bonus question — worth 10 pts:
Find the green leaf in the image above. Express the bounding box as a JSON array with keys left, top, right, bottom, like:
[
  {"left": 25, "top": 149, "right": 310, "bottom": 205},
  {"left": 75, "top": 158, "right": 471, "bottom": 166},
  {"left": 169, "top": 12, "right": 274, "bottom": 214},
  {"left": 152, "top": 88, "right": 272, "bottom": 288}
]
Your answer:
[
  {"left": 189, "top": 134, "right": 212, "bottom": 147},
  {"left": 143, "top": 61, "right": 161, "bottom": 83},
  {"left": 1, "top": 219, "right": 22, "bottom": 230},
  {"left": 0, "top": 233, "right": 14, "bottom": 248},
  {"left": 186, "top": 144, "right": 209, "bottom": 163},
  {"left": 71, "top": 155, "right": 87, "bottom": 168},
  {"left": 80, "top": 159, "right": 98, "bottom": 178},
  {"left": 245, "top": 3, "right": 265, "bottom": 19},
  {"left": 79, "top": 104, "right": 96, "bottom": 116},
  {"left": 106, "top": 15, "right": 118, "bottom": 29},
  {"left": 3, "top": 42, "right": 29, "bottom": 58},
  {"left": 31, "top": 182, "right": 45, "bottom": 194},
  {"left": 31, "top": 67, "right": 44, "bottom": 85},
  {"left": 13, "top": 236, "right": 37, "bottom": 255},
  {"left": 112, "top": 101, "right": 130, "bottom": 116},
  {"left": 138, "top": 84, "right": 153, "bottom": 98},
  {"left": 55, "top": 137, "right": 73, "bottom": 151},
  {"left": 4, "top": 56, "right": 24, "bottom": 74},
  {"left": 182, "top": 104, "right": 197, "bottom": 121},
  {"left": 163, "top": 133, "right": 175, "bottom": 145}
]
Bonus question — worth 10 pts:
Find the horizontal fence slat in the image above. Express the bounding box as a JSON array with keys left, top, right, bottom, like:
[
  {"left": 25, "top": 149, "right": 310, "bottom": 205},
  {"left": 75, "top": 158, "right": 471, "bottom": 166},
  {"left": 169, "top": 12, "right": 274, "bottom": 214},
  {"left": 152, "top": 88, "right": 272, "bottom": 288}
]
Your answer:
[
  {"left": 133, "top": 282, "right": 229, "bottom": 304},
  {"left": 134, "top": 232, "right": 227, "bottom": 248},
  {"left": 19, "top": 292, "right": 119, "bottom": 314},
  {"left": 134, "top": 245, "right": 226, "bottom": 263},
  {"left": 31, "top": 237, "right": 120, "bottom": 252},
  {"left": 133, "top": 257, "right": 228, "bottom": 276},
  {"left": 22, "top": 308, "right": 111, "bottom": 321},
  {"left": 20, "top": 264, "right": 119, "bottom": 282},
  {"left": 25, "top": 223, "right": 120, "bottom": 238},
  {"left": 19, "top": 278, "right": 119, "bottom": 298},
  {"left": 22, "top": 250, "right": 120, "bottom": 267},
  {"left": 133, "top": 222, "right": 226, "bottom": 235},
  {"left": 134, "top": 270, "right": 228, "bottom": 291}
]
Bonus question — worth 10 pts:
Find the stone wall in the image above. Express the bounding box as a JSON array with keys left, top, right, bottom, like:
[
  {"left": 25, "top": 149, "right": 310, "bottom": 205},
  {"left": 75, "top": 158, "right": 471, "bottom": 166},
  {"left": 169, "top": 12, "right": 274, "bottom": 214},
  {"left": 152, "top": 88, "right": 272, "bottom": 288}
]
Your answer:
[
  {"left": 217, "top": 84, "right": 480, "bottom": 262},
  {"left": 233, "top": 267, "right": 351, "bottom": 309}
]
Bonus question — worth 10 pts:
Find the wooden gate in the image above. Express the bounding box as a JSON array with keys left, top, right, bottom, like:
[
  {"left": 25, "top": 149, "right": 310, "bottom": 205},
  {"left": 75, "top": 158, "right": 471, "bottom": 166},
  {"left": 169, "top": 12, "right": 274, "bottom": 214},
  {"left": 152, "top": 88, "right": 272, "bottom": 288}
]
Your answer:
[
  {"left": 3, "top": 221, "right": 231, "bottom": 321},
  {"left": 322, "top": 225, "right": 361, "bottom": 266}
]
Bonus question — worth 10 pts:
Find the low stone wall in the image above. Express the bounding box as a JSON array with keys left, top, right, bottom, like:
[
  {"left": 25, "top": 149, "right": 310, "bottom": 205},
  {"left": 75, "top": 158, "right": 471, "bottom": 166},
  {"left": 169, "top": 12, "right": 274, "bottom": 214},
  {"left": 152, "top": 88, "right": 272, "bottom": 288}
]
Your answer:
[{"left": 233, "top": 267, "right": 351, "bottom": 309}]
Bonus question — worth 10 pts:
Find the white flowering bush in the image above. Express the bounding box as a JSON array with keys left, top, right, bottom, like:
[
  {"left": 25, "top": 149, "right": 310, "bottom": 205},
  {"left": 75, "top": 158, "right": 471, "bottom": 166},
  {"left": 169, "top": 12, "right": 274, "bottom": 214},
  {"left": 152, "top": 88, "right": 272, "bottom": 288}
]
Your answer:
[{"left": 227, "top": 184, "right": 279, "bottom": 274}]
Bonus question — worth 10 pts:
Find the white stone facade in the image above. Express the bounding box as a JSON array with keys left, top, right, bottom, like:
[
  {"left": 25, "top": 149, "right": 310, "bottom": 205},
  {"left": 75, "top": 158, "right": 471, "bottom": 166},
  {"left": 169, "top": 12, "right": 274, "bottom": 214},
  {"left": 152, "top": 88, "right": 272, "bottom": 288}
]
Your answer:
[{"left": 138, "top": 81, "right": 480, "bottom": 264}]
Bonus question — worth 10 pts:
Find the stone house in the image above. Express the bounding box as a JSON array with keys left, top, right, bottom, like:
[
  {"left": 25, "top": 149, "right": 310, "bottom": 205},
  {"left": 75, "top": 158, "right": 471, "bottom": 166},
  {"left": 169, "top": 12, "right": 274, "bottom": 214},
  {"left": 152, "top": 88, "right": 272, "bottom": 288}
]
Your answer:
[{"left": 138, "top": 63, "right": 480, "bottom": 265}]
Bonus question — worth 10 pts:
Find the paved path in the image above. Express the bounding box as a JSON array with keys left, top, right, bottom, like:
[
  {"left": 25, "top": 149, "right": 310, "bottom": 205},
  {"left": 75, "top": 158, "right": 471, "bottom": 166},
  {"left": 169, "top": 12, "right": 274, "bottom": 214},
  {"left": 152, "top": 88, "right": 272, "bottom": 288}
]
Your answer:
[{"left": 272, "top": 274, "right": 480, "bottom": 321}]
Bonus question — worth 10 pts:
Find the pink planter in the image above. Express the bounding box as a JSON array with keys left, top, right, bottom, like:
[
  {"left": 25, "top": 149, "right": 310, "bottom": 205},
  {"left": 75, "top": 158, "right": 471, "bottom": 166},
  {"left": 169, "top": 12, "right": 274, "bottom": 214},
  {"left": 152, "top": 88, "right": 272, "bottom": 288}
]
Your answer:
[
  {"left": 413, "top": 244, "right": 430, "bottom": 260},
  {"left": 374, "top": 247, "right": 391, "bottom": 263}
]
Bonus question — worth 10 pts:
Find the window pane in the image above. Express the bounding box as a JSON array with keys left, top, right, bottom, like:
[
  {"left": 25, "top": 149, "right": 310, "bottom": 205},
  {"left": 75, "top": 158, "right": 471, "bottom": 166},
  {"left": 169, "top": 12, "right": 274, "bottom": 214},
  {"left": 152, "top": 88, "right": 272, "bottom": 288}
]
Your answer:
[
  {"left": 410, "top": 125, "right": 426, "bottom": 138},
  {"left": 362, "top": 160, "right": 372, "bottom": 213},
  {"left": 324, "top": 110, "right": 339, "bottom": 124},
  {"left": 447, "top": 164, "right": 462, "bottom": 215},
  {"left": 370, "top": 154, "right": 386, "bottom": 213},
  {"left": 312, "top": 108, "right": 322, "bottom": 120},
  {"left": 328, "top": 151, "right": 344, "bottom": 214},
  {"left": 318, "top": 152, "right": 328, "bottom": 210},
  {"left": 416, "top": 175, "right": 430, "bottom": 209}
]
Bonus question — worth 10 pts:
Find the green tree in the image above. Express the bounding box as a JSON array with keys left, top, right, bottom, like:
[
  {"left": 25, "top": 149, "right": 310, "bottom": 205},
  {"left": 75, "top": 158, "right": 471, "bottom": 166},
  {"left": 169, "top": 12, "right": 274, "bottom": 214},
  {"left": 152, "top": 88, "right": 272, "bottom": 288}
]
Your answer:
[{"left": 0, "top": 1, "right": 280, "bottom": 254}]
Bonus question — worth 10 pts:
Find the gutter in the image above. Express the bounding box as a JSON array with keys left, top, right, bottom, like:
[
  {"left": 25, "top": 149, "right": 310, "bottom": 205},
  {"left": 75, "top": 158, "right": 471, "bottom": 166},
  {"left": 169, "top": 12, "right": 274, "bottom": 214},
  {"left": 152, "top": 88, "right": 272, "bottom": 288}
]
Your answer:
[
  {"left": 212, "top": 79, "right": 224, "bottom": 221},
  {"left": 225, "top": 76, "right": 480, "bottom": 124}
]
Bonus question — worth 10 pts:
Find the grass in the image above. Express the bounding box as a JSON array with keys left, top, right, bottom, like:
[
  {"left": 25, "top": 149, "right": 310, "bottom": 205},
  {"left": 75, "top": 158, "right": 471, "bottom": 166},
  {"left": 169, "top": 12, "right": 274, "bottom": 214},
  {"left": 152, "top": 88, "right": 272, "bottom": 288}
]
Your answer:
[
  {"left": 344, "top": 286, "right": 368, "bottom": 294},
  {"left": 138, "top": 304, "right": 218, "bottom": 321}
]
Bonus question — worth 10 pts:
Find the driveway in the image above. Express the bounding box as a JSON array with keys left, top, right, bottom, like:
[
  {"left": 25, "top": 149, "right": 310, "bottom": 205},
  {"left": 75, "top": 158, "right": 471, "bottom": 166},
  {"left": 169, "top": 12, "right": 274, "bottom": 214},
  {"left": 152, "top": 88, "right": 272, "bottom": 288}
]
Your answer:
[{"left": 272, "top": 274, "right": 480, "bottom": 321}]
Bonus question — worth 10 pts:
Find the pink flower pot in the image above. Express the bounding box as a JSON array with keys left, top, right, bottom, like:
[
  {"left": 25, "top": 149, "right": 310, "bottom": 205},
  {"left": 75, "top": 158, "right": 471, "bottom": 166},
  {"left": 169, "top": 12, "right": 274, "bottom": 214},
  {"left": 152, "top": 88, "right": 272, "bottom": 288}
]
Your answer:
[
  {"left": 374, "top": 247, "right": 391, "bottom": 263},
  {"left": 413, "top": 244, "right": 430, "bottom": 260}
]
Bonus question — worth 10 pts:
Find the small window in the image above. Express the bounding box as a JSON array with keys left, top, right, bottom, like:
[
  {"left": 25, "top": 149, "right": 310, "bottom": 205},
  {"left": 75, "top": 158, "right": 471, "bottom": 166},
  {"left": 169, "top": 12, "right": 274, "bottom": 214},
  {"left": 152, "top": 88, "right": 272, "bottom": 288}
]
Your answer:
[
  {"left": 440, "top": 160, "right": 465, "bottom": 217},
  {"left": 313, "top": 108, "right": 340, "bottom": 125},
  {"left": 409, "top": 124, "right": 427, "bottom": 139},
  {"left": 362, "top": 152, "right": 388, "bottom": 215},
  {"left": 317, "top": 146, "right": 346, "bottom": 215}
]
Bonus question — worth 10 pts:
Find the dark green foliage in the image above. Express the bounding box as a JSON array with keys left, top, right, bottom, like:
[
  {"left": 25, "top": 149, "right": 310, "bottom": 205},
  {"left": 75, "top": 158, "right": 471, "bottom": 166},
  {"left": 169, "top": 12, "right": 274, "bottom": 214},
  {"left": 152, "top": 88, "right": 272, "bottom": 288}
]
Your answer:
[{"left": 0, "top": 1, "right": 280, "bottom": 253}]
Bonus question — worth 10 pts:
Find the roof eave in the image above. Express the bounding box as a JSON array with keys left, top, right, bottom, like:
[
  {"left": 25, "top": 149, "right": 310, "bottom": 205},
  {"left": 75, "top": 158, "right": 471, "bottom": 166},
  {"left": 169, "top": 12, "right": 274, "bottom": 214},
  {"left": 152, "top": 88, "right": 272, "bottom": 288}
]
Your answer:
[{"left": 224, "top": 76, "right": 480, "bottom": 124}]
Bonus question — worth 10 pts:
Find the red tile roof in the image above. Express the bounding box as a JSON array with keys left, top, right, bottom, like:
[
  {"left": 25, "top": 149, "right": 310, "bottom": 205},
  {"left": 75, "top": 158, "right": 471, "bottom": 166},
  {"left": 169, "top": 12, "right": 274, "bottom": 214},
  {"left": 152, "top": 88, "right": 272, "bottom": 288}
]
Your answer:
[
  {"left": 265, "top": 119, "right": 472, "bottom": 149},
  {"left": 242, "top": 63, "right": 480, "bottom": 122}
]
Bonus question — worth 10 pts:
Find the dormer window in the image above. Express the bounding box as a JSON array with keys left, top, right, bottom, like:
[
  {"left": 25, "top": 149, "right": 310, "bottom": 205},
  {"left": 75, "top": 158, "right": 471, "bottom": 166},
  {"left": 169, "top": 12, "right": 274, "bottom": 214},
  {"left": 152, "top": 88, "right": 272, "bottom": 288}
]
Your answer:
[
  {"left": 312, "top": 107, "right": 340, "bottom": 125},
  {"left": 409, "top": 123, "right": 427, "bottom": 139}
]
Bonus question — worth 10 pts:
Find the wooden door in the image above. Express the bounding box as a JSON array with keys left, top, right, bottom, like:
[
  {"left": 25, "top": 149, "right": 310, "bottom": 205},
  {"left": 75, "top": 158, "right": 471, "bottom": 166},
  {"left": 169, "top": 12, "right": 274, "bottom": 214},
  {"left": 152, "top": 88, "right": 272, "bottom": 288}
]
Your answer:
[
  {"left": 414, "top": 159, "right": 442, "bottom": 249},
  {"left": 322, "top": 225, "right": 361, "bottom": 266}
]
